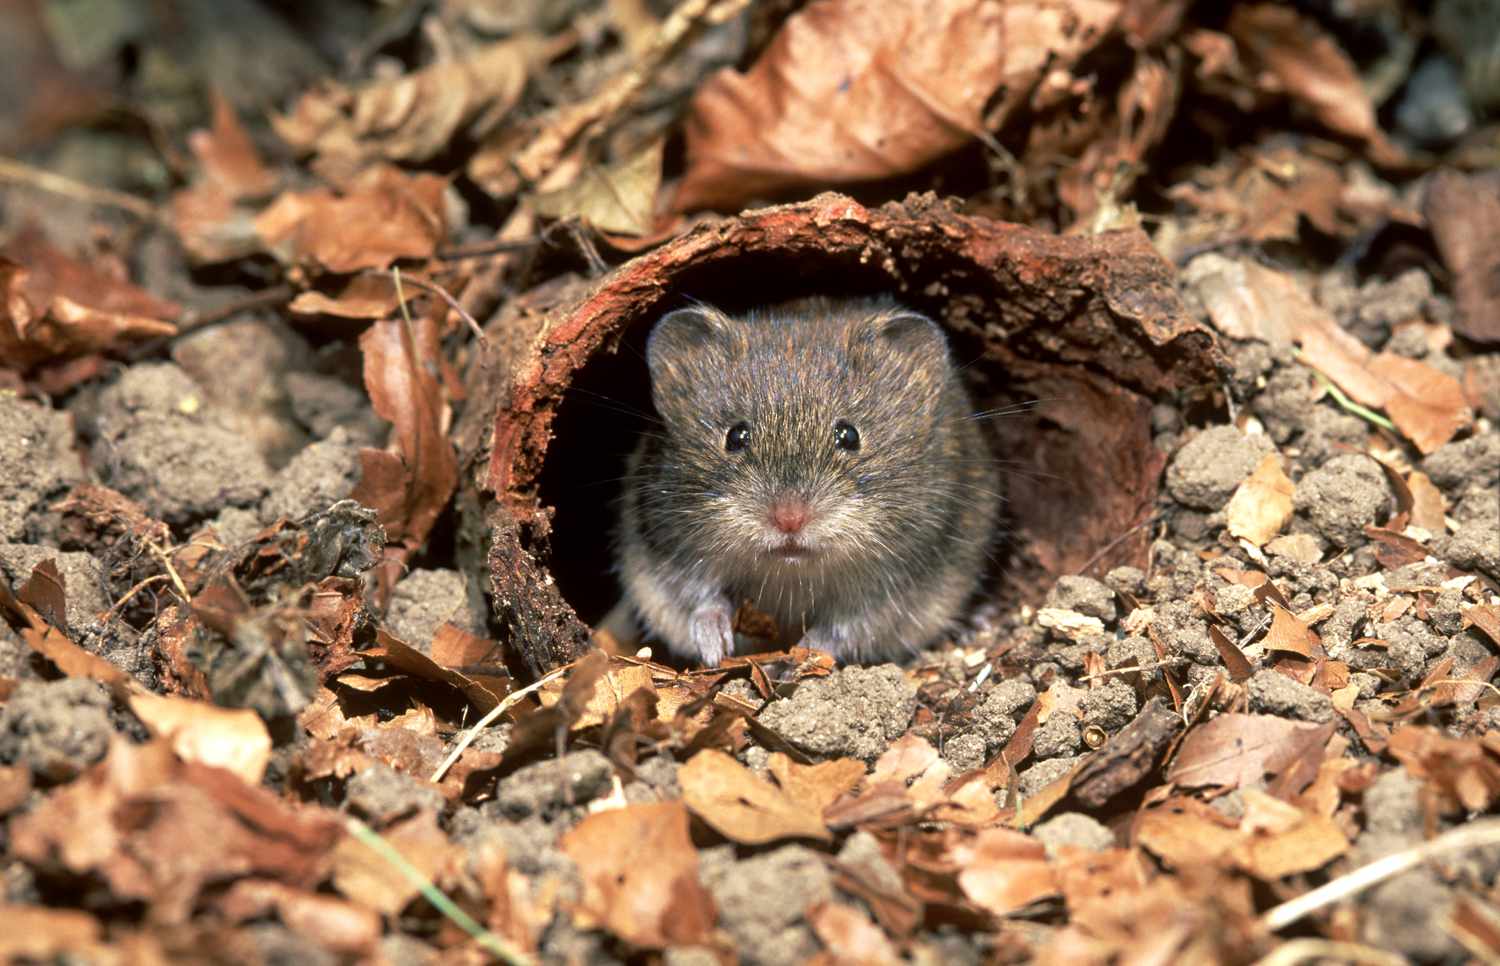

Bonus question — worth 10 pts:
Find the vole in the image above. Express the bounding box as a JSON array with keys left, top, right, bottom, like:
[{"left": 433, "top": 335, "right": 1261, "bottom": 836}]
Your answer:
[{"left": 613, "top": 296, "right": 1001, "bottom": 665}]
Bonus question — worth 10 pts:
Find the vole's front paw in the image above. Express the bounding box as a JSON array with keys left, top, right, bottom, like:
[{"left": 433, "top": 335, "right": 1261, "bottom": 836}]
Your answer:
[
  {"left": 688, "top": 599, "right": 736, "bottom": 666},
  {"left": 797, "top": 624, "right": 851, "bottom": 660}
]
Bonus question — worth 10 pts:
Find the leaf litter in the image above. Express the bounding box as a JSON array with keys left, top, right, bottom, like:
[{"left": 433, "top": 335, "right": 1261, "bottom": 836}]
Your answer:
[{"left": 0, "top": 0, "right": 1498, "bottom": 962}]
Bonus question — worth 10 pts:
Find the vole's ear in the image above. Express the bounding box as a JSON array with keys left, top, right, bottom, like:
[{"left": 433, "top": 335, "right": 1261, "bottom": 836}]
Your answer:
[
  {"left": 862, "top": 309, "right": 950, "bottom": 368},
  {"left": 646, "top": 304, "right": 733, "bottom": 375}
]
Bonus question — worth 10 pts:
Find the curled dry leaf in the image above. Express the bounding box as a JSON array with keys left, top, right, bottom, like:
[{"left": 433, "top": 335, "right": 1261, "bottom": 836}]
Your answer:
[
  {"left": 274, "top": 33, "right": 570, "bottom": 179},
  {"left": 680, "top": 748, "right": 831, "bottom": 844},
  {"left": 169, "top": 92, "right": 279, "bottom": 264},
  {"left": 1425, "top": 170, "right": 1500, "bottom": 344},
  {"left": 767, "top": 752, "right": 866, "bottom": 816},
  {"left": 1137, "top": 790, "right": 1348, "bottom": 880},
  {"left": 127, "top": 692, "right": 272, "bottom": 785},
  {"left": 1193, "top": 258, "right": 1471, "bottom": 453},
  {"left": 559, "top": 801, "right": 716, "bottom": 948},
  {"left": 1167, "top": 714, "right": 1333, "bottom": 790},
  {"left": 1407, "top": 470, "right": 1447, "bottom": 533},
  {"left": 254, "top": 164, "right": 451, "bottom": 273},
  {"left": 9, "top": 740, "right": 340, "bottom": 923},
  {"left": 955, "top": 827, "right": 1059, "bottom": 917},
  {"left": 331, "top": 810, "right": 456, "bottom": 917},
  {"left": 808, "top": 901, "right": 901, "bottom": 965},
  {"left": 674, "top": 0, "right": 1117, "bottom": 211},
  {"left": 1227, "top": 5, "right": 1396, "bottom": 160},
  {"left": 1262, "top": 605, "right": 1319, "bottom": 658},
  {"left": 1387, "top": 725, "right": 1500, "bottom": 814},
  {"left": 534, "top": 139, "right": 665, "bottom": 237},
  {"left": 1225, "top": 453, "right": 1294, "bottom": 547},
  {"left": 351, "top": 312, "right": 459, "bottom": 554},
  {"left": 0, "top": 227, "right": 177, "bottom": 370}
]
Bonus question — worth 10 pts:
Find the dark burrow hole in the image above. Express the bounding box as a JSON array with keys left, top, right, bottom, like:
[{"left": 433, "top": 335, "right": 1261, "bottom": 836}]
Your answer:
[{"left": 535, "top": 250, "right": 1048, "bottom": 636}]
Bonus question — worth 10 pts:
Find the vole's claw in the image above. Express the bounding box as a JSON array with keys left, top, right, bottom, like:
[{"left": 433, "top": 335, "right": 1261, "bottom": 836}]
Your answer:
[{"left": 689, "top": 600, "right": 735, "bottom": 666}]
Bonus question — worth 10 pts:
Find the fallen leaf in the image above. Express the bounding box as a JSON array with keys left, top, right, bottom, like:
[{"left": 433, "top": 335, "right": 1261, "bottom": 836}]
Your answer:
[
  {"left": 1263, "top": 605, "right": 1319, "bottom": 657},
  {"left": 675, "top": 0, "right": 1116, "bottom": 210},
  {"left": 680, "top": 748, "right": 831, "bottom": 844},
  {"left": 331, "top": 810, "right": 455, "bottom": 916},
  {"left": 351, "top": 310, "right": 459, "bottom": 558},
  {"left": 127, "top": 692, "right": 272, "bottom": 785},
  {"left": 1225, "top": 453, "right": 1294, "bottom": 546},
  {"left": 560, "top": 801, "right": 716, "bottom": 948},
  {"left": 1407, "top": 470, "right": 1447, "bottom": 532},
  {"left": 1465, "top": 605, "right": 1500, "bottom": 648},
  {"left": 10, "top": 740, "right": 340, "bottom": 923},
  {"left": 1227, "top": 5, "right": 1395, "bottom": 158},
  {"left": 534, "top": 139, "right": 664, "bottom": 236},
  {"left": 274, "top": 33, "right": 569, "bottom": 179},
  {"left": 0, "top": 906, "right": 105, "bottom": 961},
  {"left": 1167, "top": 714, "right": 1333, "bottom": 789},
  {"left": 1425, "top": 169, "right": 1500, "bottom": 344},
  {"left": 1193, "top": 258, "right": 1471, "bottom": 453},
  {"left": 955, "top": 827, "right": 1059, "bottom": 916},
  {"left": 254, "top": 164, "right": 450, "bottom": 273},
  {"left": 0, "top": 227, "right": 177, "bottom": 370},
  {"left": 767, "top": 752, "right": 867, "bottom": 816},
  {"left": 1388, "top": 725, "right": 1500, "bottom": 814},
  {"left": 809, "top": 900, "right": 900, "bottom": 965},
  {"left": 1230, "top": 789, "right": 1348, "bottom": 879}
]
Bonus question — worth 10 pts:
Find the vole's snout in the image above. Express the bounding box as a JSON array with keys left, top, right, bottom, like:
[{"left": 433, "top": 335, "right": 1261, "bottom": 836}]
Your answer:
[{"left": 768, "top": 496, "right": 812, "bottom": 535}]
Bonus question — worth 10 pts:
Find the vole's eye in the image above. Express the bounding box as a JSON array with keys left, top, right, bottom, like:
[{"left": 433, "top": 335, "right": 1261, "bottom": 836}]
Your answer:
[
  {"left": 833, "top": 420, "right": 861, "bottom": 452},
  {"left": 725, "top": 422, "right": 751, "bottom": 452}
]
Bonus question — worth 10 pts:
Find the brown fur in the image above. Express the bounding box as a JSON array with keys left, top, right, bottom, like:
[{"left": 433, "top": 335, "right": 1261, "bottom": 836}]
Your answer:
[{"left": 615, "top": 297, "right": 1000, "bottom": 664}]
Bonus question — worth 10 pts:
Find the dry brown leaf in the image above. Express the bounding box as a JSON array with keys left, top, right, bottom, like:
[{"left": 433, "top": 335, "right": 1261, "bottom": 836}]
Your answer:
[
  {"left": 1407, "top": 470, "right": 1447, "bottom": 533},
  {"left": 331, "top": 810, "right": 455, "bottom": 916},
  {"left": 1195, "top": 258, "right": 1471, "bottom": 453},
  {"left": 10, "top": 740, "right": 340, "bottom": 923},
  {"left": 1263, "top": 605, "right": 1319, "bottom": 657},
  {"left": 192, "top": 91, "right": 277, "bottom": 200},
  {"left": 0, "top": 906, "right": 106, "bottom": 961},
  {"left": 559, "top": 801, "right": 716, "bottom": 948},
  {"left": 1225, "top": 453, "right": 1294, "bottom": 546},
  {"left": 217, "top": 880, "right": 381, "bottom": 956},
  {"left": 254, "top": 164, "right": 450, "bottom": 273},
  {"left": 127, "top": 692, "right": 271, "bottom": 785},
  {"left": 1227, "top": 5, "right": 1395, "bottom": 158},
  {"left": 767, "top": 752, "right": 866, "bottom": 816},
  {"left": 0, "top": 227, "right": 177, "bottom": 370},
  {"left": 680, "top": 748, "right": 831, "bottom": 844},
  {"left": 1136, "top": 802, "right": 1241, "bottom": 868},
  {"left": 1388, "top": 725, "right": 1500, "bottom": 814},
  {"left": 351, "top": 310, "right": 459, "bottom": 557},
  {"left": 1167, "top": 714, "right": 1333, "bottom": 789},
  {"left": 274, "top": 33, "right": 569, "bottom": 179},
  {"left": 675, "top": 0, "right": 1117, "bottom": 211},
  {"left": 1426, "top": 169, "right": 1500, "bottom": 344},
  {"left": 808, "top": 900, "right": 901, "bottom": 965},
  {"left": 534, "top": 139, "right": 664, "bottom": 236},
  {"left": 287, "top": 273, "right": 404, "bottom": 319},
  {"left": 1230, "top": 789, "right": 1348, "bottom": 879},
  {"left": 1465, "top": 605, "right": 1500, "bottom": 648},
  {"left": 955, "top": 827, "right": 1059, "bottom": 917},
  {"left": 1366, "top": 352, "right": 1472, "bottom": 455}
]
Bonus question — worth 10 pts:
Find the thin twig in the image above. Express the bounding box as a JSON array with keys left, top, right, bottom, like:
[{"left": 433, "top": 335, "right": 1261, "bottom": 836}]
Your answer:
[
  {"left": 0, "top": 155, "right": 159, "bottom": 221},
  {"left": 1261, "top": 818, "right": 1500, "bottom": 931},
  {"left": 1295, "top": 350, "right": 1397, "bottom": 432},
  {"left": 430, "top": 664, "right": 569, "bottom": 783},
  {"left": 372, "top": 269, "right": 487, "bottom": 346},
  {"left": 1251, "top": 938, "right": 1407, "bottom": 966}
]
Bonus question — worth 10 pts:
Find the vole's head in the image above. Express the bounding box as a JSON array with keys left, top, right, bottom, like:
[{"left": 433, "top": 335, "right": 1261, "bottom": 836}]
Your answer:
[{"left": 643, "top": 298, "right": 972, "bottom": 573}]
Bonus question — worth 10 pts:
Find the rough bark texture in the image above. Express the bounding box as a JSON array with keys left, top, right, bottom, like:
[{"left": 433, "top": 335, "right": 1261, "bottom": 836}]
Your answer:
[{"left": 458, "top": 192, "right": 1226, "bottom": 674}]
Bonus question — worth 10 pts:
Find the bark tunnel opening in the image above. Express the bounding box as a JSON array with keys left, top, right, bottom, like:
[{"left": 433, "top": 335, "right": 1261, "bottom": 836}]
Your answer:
[{"left": 498, "top": 195, "right": 1223, "bottom": 654}]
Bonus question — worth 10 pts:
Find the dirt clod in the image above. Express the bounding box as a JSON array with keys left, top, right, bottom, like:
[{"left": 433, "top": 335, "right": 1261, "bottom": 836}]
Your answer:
[
  {"left": 1165, "top": 425, "right": 1275, "bottom": 510},
  {"left": 0, "top": 678, "right": 114, "bottom": 783},
  {"left": 702, "top": 844, "right": 833, "bottom": 966},
  {"left": 1293, "top": 453, "right": 1392, "bottom": 547},
  {"left": 757, "top": 665, "right": 917, "bottom": 761}
]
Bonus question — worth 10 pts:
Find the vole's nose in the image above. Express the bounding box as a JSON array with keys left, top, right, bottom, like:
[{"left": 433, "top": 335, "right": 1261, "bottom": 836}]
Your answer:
[{"left": 768, "top": 497, "right": 811, "bottom": 535}]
